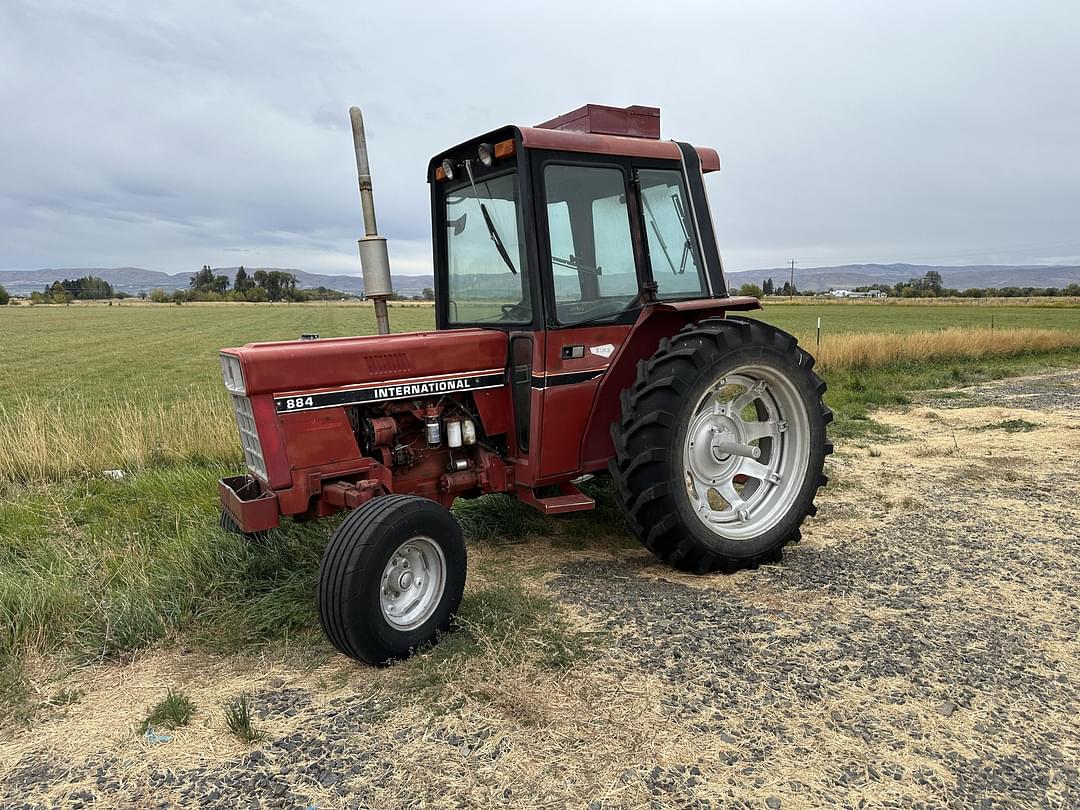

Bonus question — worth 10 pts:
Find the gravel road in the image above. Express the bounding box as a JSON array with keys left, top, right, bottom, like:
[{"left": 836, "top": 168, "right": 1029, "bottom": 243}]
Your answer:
[{"left": 3, "top": 370, "right": 1079, "bottom": 809}]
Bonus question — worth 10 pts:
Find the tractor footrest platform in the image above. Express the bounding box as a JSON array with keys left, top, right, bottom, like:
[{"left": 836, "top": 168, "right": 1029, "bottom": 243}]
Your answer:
[{"left": 519, "top": 483, "right": 595, "bottom": 515}]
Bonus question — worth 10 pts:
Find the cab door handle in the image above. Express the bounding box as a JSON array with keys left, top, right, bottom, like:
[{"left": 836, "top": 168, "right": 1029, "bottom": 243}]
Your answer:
[{"left": 561, "top": 345, "right": 585, "bottom": 360}]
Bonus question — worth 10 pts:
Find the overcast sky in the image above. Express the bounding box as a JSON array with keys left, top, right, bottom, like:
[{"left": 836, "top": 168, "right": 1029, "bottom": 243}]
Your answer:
[{"left": 2, "top": 1, "right": 1078, "bottom": 277}]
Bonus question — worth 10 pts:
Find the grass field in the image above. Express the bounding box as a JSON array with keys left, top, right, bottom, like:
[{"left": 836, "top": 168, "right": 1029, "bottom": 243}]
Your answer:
[
  {"left": 1, "top": 299, "right": 1079, "bottom": 722},
  {"left": 3, "top": 299, "right": 1077, "bottom": 408}
]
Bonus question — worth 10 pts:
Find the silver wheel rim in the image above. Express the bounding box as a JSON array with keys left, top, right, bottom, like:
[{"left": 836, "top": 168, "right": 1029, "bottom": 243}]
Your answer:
[
  {"left": 682, "top": 365, "right": 810, "bottom": 542},
  {"left": 379, "top": 536, "right": 446, "bottom": 630}
]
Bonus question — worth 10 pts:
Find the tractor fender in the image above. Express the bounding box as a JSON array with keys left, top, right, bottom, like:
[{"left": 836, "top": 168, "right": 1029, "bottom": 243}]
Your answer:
[{"left": 579, "top": 296, "right": 762, "bottom": 471}]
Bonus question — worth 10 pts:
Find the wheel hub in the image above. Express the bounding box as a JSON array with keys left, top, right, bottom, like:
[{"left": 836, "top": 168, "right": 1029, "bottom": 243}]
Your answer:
[
  {"left": 688, "top": 414, "right": 743, "bottom": 483},
  {"left": 710, "top": 427, "right": 737, "bottom": 461},
  {"left": 379, "top": 536, "right": 446, "bottom": 630},
  {"left": 682, "top": 368, "right": 810, "bottom": 542}
]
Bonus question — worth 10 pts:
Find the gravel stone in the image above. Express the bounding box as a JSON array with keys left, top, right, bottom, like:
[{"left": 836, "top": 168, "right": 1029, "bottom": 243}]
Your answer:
[{"left": 935, "top": 701, "right": 957, "bottom": 718}]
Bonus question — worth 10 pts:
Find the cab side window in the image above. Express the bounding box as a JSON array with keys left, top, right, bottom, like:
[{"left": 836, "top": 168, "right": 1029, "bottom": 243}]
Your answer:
[
  {"left": 543, "top": 164, "right": 638, "bottom": 325},
  {"left": 638, "top": 168, "right": 707, "bottom": 298}
]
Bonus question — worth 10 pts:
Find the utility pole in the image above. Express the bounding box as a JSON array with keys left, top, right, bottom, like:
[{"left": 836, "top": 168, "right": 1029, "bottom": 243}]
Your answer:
[{"left": 789, "top": 259, "right": 795, "bottom": 301}]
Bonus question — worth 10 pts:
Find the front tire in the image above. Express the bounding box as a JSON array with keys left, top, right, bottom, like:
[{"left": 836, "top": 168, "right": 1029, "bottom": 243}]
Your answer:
[
  {"left": 219, "top": 509, "right": 269, "bottom": 543},
  {"left": 317, "top": 495, "right": 466, "bottom": 665},
  {"left": 610, "top": 317, "right": 832, "bottom": 573}
]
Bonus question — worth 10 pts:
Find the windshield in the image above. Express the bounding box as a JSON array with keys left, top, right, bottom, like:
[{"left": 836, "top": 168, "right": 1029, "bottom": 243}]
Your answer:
[{"left": 445, "top": 172, "right": 531, "bottom": 324}]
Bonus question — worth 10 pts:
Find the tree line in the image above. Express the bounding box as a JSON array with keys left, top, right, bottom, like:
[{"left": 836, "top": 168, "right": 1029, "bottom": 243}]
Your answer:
[
  {"left": 867, "top": 270, "right": 1080, "bottom": 298},
  {"left": 19, "top": 267, "right": 353, "bottom": 305},
  {"left": 27, "top": 275, "right": 117, "bottom": 304},
  {"left": 169, "top": 265, "right": 341, "bottom": 303},
  {"left": 742, "top": 270, "right": 1080, "bottom": 299},
  {"left": 8, "top": 267, "right": 1077, "bottom": 306}
]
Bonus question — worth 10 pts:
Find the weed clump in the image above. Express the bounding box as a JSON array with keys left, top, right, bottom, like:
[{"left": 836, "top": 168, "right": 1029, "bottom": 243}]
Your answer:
[
  {"left": 223, "top": 694, "right": 263, "bottom": 743},
  {"left": 48, "top": 688, "right": 84, "bottom": 707},
  {"left": 141, "top": 689, "right": 196, "bottom": 733}
]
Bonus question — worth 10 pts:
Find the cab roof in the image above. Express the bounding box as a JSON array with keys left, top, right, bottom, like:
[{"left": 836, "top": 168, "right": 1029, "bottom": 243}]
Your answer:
[{"left": 428, "top": 104, "right": 720, "bottom": 177}]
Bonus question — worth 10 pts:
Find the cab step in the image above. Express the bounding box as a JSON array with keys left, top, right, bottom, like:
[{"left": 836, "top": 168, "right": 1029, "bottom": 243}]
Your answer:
[{"left": 519, "top": 482, "right": 595, "bottom": 515}]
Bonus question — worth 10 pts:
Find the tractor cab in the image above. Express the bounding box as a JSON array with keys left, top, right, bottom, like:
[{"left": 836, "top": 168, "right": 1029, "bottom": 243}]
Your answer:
[
  {"left": 427, "top": 104, "right": 729, "bottom": 333},
  {"left": 423, "top": 105, "right": 757, "bottom": 484}
]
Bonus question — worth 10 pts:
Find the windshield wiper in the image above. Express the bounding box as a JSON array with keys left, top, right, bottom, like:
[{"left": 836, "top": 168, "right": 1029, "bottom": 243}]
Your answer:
[
  {"left": 480, "top": 204, "right": 517, "bottom": 275},
  {"left": 640, "top": 183, "right": 693, "bottom": 276},
  {"left": 464, "top": 159, "right": 518, "bottom": 275},
  {"left": 670, "top": 192, "right": 693, "bottom": 275},
  {"left": 552, "top": 255, "right": 602, "bottom": 276}
]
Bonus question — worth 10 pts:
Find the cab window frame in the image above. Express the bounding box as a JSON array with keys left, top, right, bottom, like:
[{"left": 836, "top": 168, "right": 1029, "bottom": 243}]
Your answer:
[
  {"left": 530, "top": 151, "right": 649, "bottom": 329},
  {"left": 431, "top": 128, "right": 544, "bottom": 333},
  {"left": 635, "top": 166, "right": 710, "bottom": 302},
  {"left": 442, "top": 168, "right": 532, "bottom": 327}
]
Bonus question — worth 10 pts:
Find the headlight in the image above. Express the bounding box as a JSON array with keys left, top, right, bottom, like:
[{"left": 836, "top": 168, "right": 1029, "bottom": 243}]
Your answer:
[
  {"left": 220, "top": 353, "right": 246, "bottom": 394},
  {"left": 440, "top": 158, "right": 456, "bottom": 181},
  {"left": 477, "top": 142, "right": 494, "bottom": 167}
]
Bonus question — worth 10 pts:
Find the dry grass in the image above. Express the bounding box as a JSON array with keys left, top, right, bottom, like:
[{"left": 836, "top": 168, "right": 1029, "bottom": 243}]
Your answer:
[
  {"left": 0, "top": 393, "right": 238, "bottom": 485},
  {"left": 768, "top": 295, "right": 1080, "bottom": 307},
  {"left": 807, "top": 327, "right": 1080, "bottom": 371},
  {"left": 0, "top": 327, "right": 1074, "bottom": 487}
]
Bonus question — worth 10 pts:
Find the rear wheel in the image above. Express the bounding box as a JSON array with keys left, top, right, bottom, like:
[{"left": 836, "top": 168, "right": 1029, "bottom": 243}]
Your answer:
[
  {"left": 610, "top": 317, "right": 832, "bottom": 573},
  {"left": 317, "top": 495, "right": 466, "bottom": 664}
]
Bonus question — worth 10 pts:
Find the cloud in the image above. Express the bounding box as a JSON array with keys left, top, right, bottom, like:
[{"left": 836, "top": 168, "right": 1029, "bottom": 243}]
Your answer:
[{"left": 1, "top": 0, "right": 1078, "bottom": 275}]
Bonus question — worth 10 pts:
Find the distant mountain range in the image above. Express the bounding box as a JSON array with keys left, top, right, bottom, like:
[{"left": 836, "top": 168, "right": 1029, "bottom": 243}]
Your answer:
[{"left": 1, "top": 262, "right": 1077, "bottom": 297}]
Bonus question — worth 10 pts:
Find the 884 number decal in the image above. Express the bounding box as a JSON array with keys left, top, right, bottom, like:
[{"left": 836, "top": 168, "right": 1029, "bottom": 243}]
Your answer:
[{"left": 282, "top": 396, "right": 314, "bottom": 411}]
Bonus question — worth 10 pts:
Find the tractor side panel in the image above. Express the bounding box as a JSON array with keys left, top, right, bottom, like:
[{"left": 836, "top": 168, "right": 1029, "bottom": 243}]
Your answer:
[
  {"left": 471, "top": 388, "right": 513, "bottom": 440},
  {"left": 510, "top": 335, "right": 547, "bottom": 487},
  {"left": 537, "top": 382, "right": 600, "bottom": 478},
  {"left": 228, "top": 328, "right": 515, "bottom": 510},
  {"left": 535, "top": 324, "right": 631, "bottom": 480},
  {"left": 279, "top": 409, "right": 361, "bottom": 469}
]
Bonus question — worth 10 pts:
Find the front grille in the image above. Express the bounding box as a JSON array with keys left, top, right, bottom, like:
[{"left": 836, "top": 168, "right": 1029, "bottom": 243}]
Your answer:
[{"left": 231, "top": 394, "right": 268, "bottom": 481}]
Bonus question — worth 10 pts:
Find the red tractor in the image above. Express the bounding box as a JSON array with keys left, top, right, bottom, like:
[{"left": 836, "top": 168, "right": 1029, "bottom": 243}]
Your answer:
[{"left": 218, "top": 104, "right": 831, "bottom": 664}]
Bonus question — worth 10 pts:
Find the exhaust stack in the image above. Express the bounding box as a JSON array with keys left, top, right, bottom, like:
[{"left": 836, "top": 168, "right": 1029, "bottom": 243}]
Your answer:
[{"left": 349, "top": 106, "right": 393, "bottom": 335}]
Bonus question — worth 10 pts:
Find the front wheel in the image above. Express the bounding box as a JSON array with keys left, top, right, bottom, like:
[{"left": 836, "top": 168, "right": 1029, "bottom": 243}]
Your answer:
[
  {"left": 219, "top": 509, "right": 269, "bottom": 543},
  {"left": 317, "top": 495, "right": 466, "bottom": 664},
  {"left": 610, "top": 317, "right": 832, "bottom": 573}
]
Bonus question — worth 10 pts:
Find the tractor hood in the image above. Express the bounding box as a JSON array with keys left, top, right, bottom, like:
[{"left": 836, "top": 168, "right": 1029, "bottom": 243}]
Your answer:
[{"left": 223, "top": 329, "right": 509, "bottom": 397}]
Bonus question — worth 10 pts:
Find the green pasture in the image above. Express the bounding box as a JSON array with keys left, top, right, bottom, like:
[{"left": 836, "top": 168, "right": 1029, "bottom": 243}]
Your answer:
[{"left": 1, "top": 300, "right": 1076, "bottom": 409}]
